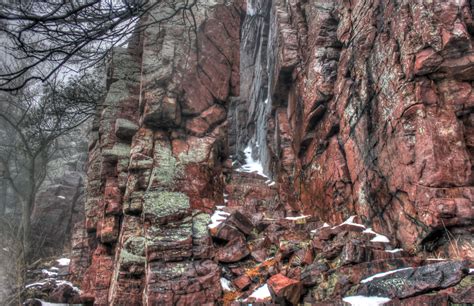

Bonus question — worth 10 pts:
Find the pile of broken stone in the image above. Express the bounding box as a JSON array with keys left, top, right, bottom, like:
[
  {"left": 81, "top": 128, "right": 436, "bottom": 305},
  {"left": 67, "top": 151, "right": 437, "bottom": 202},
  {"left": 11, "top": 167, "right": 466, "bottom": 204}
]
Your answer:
[{"left": 209, "top": 208, "right": 473, "bottom": 305}]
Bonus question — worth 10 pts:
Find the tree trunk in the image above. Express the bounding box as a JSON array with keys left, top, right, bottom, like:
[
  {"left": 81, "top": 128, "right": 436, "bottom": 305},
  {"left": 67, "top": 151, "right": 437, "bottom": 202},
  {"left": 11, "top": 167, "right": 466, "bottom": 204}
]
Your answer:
[
  {"left": 0, "top": 179, "right": 6, "bottom": 216},
  {"left": 21, "top": 196, "right": 32, "bottom": 262}
]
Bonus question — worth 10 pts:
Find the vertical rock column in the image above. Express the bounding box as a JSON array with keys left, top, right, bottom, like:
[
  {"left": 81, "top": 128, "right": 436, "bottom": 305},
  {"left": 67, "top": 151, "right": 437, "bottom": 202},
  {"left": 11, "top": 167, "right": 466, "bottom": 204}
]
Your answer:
[
  {"left": 80, "top": 47, "right": 142, "bottom": 304},
  {"left": 78, "top": 0, "right": 243, "bottom": 304}
]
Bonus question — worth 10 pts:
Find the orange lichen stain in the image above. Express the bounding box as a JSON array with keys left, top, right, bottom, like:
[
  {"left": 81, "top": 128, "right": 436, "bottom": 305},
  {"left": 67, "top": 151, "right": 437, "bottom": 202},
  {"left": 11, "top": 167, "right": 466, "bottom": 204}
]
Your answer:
[
  {"left": 223, "top": 291, "right": 241, "bottom": 305},
  {"left": 244, "top": 258, "right": 277, "bottom": 279}
]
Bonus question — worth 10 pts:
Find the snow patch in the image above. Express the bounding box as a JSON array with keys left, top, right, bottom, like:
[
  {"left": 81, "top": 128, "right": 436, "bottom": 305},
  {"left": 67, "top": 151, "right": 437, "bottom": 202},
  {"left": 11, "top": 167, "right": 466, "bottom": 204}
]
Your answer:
[
  {"left": 285, "top": 215, "right": 310, "bottom": 221},
  {"left": 361, "top": 267, "right": 413, "bottom": 283},
  {"left": 220, "top": 278, "right": 233, "bottom": 292},
  {"left": 38, "top": 301, "right": 80, "bottom": 306},
  {"left": 26, "top": 281, "right": 48, "bottom": 289},
  {"left": 42, "top": 269, "right": 58, "bottom": 277},
  {"left": 343, "top": 296, "right": 391, "bottom": 306},
  {"left": 246, "top": 284, "right": 271, "bottom": 301},
  {"left": 26, "top": 279, "right": 80, "bottom": 293},
  {"left": 310, "top": 222, "right": 330, "bottom": 233},
  {"left": 56, "top": 258, "right": 70, "bottom": 266},
  {"left": 247, "top": 1, "right": 257, "bottom": 16},
  {"left": 237, "top": 145, "right": 267, "bottom": 178},
  {"left": 371, "top": 234, "right": 390, "bottom": 243},
  {"left": 363, "top": 228, "right": 390, "bottom": 243},
  {"left": 332, "top": 216, "right": 365, "bottom": 229},
  {"left": 385, "top": 249, "right": 403, "bottom": 253},
  {"left": 57, "top": 195, "right": 66, "bottom": 199},
  {"left": 469, "top": 268, "right": 474, "bottom": 274},
  {"left": 208, "top": 209, "right": 230, "bottom": 229}
]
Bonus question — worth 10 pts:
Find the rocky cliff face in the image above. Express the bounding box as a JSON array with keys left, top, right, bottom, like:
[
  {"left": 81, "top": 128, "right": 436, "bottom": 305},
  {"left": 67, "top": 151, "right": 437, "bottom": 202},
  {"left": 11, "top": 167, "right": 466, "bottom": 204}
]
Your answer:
[{"left": 72, "top": 0, "right": 474, "bottom": 305}]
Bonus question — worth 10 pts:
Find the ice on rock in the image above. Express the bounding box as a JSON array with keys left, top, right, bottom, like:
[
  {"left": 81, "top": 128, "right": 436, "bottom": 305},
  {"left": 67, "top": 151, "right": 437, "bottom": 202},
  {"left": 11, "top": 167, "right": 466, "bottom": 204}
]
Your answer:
[
  {"left": 343, "top": 296, "right": 391, "bottom": 306},
  {"left": 237, "top": 145, "right": 267, "bottom": 178},
  {"left": 57, "top": 258, "right": 70, "bottom": 266},
  {"left": 360, "top": 267, "right": 413, "bottom": 283},
  {"left": 208, "top": 209, "right": 230, "bottom": 229}
]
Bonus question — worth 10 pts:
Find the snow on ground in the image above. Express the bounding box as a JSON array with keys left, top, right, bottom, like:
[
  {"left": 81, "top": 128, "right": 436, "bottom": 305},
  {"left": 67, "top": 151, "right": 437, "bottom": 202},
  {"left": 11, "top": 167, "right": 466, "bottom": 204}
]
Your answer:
[
  {"left": 56, "top": 258, "right": 70, "bottom": 266},
  {"left": 246, "top": 284, "right": 271, "bottom": 301},
  {"left": 333, "top": 216, "right": 365, "bottom": 229},
  {"left": 208, "top": 209, "right": 230, "bottom": 229},
  {"left": 237, "top": 146, "right": 267, "bottom": 178},
  {"left": 26, "top": 281, "right": 49, "bottom": 289},
  {"left": 385, "top": 249, "right": 403, "bottom": 253},
  {"left": 57, "top": 195, "right": 66, "bottom": 199},
  {"left": 42, "top": 269, "right": 58, "bottom": 277},
  {"left": 26, "top": 279, "right": 80, "bottom": 292},
  {"left": 311, "top": 222, "right": 330, "bottom": 233},
  {"left": 469, "top": 268, "right": 474, "bottom": 274},
  {"left": 37, "top": 300, "right": 82, "bottom": 306},
  {"left": 363, "top": 228, "right": 390, "bottom": 243},
  {"left": 220, "top": 278, "right": 233, "bottom": 292},
  {"left": 285, "top": 215, "right": 310, "bottom": 221},
  {"left": 343, "top": 296, "right": 391, "bottom": 305},
  {"left": 370, "top": 234, "right": 390, "bottom": 243},
  {"left": 360, "top": 267, "right": 413, "bottom": 283}
]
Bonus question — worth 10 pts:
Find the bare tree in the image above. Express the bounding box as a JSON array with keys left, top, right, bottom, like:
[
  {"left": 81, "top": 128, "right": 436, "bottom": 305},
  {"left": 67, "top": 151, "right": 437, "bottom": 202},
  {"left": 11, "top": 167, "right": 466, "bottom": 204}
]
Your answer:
[
  {"left": 0, "top": 0, "right": 197, "bottom": 91},
  {"left": 0, "top": 72, "right": 105, "bottom": 262}
]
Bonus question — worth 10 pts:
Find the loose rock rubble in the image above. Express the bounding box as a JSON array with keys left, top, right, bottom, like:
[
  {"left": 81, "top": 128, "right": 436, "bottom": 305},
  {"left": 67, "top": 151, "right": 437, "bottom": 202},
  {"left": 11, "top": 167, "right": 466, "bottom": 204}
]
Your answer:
[{"left": 23, "top": 256, "right": 81, "bottom": 305}]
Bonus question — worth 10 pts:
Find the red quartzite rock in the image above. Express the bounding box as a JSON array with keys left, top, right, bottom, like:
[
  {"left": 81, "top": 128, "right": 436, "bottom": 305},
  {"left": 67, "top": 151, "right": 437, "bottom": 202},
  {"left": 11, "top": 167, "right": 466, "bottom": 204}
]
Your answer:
[
  {"left": 268, "top": 273, "right": 303, "bottom": 305},
  {"left": 71, "top": 0, "right": 474, "bottom": 305}
]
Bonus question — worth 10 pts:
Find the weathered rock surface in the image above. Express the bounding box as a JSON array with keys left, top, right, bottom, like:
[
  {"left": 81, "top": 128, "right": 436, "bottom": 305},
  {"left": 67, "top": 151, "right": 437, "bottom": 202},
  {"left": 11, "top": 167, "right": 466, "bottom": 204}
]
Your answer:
[
  {"left": 30, "top": 170, "right": 85, "bottom": 257},
  {"left": 72, "top": 0, "right": 474, "bottom": 305}
]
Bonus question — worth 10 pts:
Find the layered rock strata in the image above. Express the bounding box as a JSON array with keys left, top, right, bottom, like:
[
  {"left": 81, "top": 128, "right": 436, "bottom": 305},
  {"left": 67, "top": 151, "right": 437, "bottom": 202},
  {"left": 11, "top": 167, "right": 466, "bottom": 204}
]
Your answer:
[
  {"left": 72, "top": 0, "right": 474, "bottom": 305},
  {"left": 74, "top": 0, "right": 243, "bottom": 304}
]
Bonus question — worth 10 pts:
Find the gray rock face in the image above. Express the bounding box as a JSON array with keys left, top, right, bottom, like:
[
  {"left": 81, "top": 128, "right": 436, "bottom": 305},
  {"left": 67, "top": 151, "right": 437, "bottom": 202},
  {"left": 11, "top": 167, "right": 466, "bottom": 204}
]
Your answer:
[
  {"left": 357, "top": 261, "right": 469, "bottom": 299},
  {"left": 30, "top": 170, "right": 85, "bottom": 257}
]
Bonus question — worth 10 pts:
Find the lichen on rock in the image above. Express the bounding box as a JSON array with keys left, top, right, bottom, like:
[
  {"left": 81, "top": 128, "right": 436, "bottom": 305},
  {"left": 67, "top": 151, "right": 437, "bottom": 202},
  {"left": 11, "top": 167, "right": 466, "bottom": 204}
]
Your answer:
[{"left": 142, "top": 191, "right": 190, "bottom": 224}]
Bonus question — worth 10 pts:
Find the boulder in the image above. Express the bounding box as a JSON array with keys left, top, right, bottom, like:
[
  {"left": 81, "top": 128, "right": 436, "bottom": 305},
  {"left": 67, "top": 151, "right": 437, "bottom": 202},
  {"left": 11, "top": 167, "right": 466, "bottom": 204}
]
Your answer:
[{"left": 268, "top": 273, "right": 303, "bottom": 305}]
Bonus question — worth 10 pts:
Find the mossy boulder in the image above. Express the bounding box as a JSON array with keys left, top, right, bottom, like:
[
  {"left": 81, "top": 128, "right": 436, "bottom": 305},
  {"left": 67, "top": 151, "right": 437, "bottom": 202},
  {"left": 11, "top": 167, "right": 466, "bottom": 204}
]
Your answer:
[{"left": 143, "top": 191, "right": 190, "bottom": 224}]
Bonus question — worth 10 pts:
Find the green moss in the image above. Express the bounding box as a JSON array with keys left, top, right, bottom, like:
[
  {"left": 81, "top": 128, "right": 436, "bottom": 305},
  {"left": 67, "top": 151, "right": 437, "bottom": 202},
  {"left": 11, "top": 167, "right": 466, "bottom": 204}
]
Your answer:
[
  {"left": 312, "top": 272, "right": 341, "bottom": 300},
  {"left": 143, "top": 191, "right": 190, "bottom": 220},
  {"left": 148, "top": 143, "right": 182, "bottom": 189},
  {"left": 120, "top": 249, "right": 145, "bottom": 265},
  {"left": 192, "top": 213, "right": 211, "bottom": 239},
  {"left": 103, "top": 143, "right": 131, "bottom": 160},
  {"left": 454, "top": 275, "right": 473, "bottom": 290},
  {"left": 120, "top": 236, "right": 146, "bottom": 266},
  {"left": 124, "top": 236, "right": 146, "bottom": 255}
]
